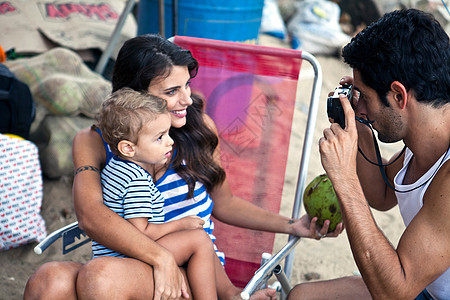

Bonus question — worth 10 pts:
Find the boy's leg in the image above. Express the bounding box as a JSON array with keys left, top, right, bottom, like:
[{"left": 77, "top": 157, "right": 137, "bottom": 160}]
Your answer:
[
  {"left": 213, "top": 255, "right": 240, "bottom": 299},
  {"left": 157, "top": 229, "right": 217, "bottom": 300},
  {"left": 159, "top": 229, "right": 277, "bottom": 300}
]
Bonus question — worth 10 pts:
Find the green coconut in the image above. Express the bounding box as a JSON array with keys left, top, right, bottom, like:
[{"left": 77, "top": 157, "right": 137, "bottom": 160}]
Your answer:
[{"left": 303, "top": 174, "right": 342, "bottom": 232}]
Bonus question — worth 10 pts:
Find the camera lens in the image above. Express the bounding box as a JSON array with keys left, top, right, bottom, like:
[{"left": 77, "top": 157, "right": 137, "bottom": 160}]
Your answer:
[{"left": 327, "top": 97, "right": 334, "bottom": 119}]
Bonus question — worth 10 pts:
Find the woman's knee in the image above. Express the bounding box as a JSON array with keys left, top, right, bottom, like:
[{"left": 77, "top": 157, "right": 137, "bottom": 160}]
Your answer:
[
  {"left": 24, "top": 261, "right": 82, "bottom": 300},
  {"left": 77, "top": 258, "right": 116, "bottom": 297}
]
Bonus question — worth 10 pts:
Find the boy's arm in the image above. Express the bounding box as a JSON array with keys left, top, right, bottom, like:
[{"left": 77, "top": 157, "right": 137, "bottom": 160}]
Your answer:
[
  {"left": 128, "top": 216, "right": 205, "bottom": 240},
  {"left": 123, "top": 179, "right": 204, "bottom": 240}
]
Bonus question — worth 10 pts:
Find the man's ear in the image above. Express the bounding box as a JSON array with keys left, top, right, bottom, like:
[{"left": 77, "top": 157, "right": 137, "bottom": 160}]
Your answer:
[
  {"left": 390, "top": 81, "right": 408, "bottom": 109},
  {"left": 117, "top": 140, "right": 136, "bottom": 158}
]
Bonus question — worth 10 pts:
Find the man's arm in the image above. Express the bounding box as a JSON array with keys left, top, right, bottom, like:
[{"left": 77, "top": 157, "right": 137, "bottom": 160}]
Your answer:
[
  {"left": 337, "top": 162, "right": 450, "bottom": 299},
  {"left": 339, "top": 76, "right": 400, "bottom": 211},
  {"left": 319, "top": 95, "right": 450, "bottom": 298}
]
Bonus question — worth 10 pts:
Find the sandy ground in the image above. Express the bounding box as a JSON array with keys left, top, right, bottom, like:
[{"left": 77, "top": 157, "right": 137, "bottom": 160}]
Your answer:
[{"left": 0, "top": 34, "right": 406, "bottom": 299}]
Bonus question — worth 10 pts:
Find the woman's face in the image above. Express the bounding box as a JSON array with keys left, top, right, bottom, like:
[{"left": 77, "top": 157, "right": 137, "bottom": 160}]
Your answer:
[{"left": 148, "top": 65, "right": 193, "bottom": 128}]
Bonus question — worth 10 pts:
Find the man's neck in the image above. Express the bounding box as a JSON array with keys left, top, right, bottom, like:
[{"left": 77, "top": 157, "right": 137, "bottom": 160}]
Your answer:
[{"left": 404, "top": 103, "right": 450, "bottom": 178}]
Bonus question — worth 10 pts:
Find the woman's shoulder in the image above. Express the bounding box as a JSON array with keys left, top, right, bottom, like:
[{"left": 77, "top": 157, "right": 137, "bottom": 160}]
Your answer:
[
  {"left": 72, "top": 126, "right": 106, "bottom": 168},
  {"left": 73, "top": 126, "right": 102, "bottom": 144}
]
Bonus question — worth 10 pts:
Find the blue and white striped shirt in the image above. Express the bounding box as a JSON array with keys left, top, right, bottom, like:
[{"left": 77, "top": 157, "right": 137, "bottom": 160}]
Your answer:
[
  {"left": 156, "top": 166, "right": 224, "bottom": 264},
  {"left": 92, "top": 156, "right": 164, "bottom": 257},
  {"left": 94, "top": 129, "right": 225, "bottom": 264}
]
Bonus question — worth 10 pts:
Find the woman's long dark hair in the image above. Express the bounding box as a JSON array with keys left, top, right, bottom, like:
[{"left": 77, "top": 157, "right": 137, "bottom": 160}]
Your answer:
[
  {"left": 171, "top": 93, "right": 225, "bottom": 197},
  {"left": 112, "top": 34, "right": 198, "bottom": 92},
  {"left": 112, "top": 34, "right": 225, "bottom": 197}
]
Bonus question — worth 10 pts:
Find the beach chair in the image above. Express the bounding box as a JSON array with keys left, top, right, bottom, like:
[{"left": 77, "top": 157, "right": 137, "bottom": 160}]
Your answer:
[
  {"left": 171, "top": 36, "right": 322, "bottom": 298},
  {"left": 35, "top": 36, "right": 322, "bottom": 299}
]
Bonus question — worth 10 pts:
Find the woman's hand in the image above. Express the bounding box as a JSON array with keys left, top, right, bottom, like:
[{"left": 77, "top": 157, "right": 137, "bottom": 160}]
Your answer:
[
  {"left": 290, "top": 214, "right": 344, "bottom": 240},
  {"left": 153, "top": 250, "right": 189, "bottom": 300}
]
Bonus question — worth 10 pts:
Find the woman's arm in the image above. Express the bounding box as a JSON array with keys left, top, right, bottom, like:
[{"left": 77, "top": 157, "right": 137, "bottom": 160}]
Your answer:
[
  {"left": 203, "top": 115, "right": 343, "bottom": 238},
  {"left": 72, "top": 127, "right": 188, "bottom": 299},
  {"left": 210, "top": 174, "right": 339, "bottom": 238}
]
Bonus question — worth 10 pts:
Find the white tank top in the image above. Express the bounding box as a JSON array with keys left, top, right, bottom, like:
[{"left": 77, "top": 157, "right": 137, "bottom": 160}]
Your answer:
[{"left": 394, "top": 146, "right": 450, "bottom": 300}]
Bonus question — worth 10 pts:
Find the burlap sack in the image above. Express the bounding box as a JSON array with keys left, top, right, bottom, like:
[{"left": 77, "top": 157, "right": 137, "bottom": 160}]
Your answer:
[
  {"left": 5, "top": 47, "right": 111, "bottom": 118},
  {"left": 1, "top": 0, "right": 136, "bottom": 57},
  {"left": 32, "top": 115, "right": 95, "bottom": 178},
  {"left": 5, "top": 47, "right": 111, "bottom": 178}
]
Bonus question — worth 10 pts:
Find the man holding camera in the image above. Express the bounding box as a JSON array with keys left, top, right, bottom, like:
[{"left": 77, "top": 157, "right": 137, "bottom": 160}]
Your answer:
[{"left": 288, "top": 8, "right": 450, "bottom": 300}]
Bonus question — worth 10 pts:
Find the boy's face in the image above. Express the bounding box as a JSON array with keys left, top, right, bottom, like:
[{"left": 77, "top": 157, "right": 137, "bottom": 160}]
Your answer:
[{"left": 132, "top": 113, "right": 174, "bottom": 166}]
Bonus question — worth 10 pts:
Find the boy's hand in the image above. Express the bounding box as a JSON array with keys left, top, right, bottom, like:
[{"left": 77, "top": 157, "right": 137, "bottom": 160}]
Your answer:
[{"left": 178, "top": 216, "right": 205, "bottom": 230}]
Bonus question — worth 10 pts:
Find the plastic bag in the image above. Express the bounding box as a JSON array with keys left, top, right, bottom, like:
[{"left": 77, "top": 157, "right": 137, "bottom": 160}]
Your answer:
[
  {"left": 0, "top": 134, "right": 47, "bottom": 251},
  {"left": 260, "top": 0, "right": 288, "bottom": 40},
  {"left": 287, "top": 0, "right": 351, "bottom": 55}
]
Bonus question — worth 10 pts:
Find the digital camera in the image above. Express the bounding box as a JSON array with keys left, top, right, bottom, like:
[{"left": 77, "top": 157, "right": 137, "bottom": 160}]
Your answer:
[{"left": 327, "top": 84, "right": 353, "bottom": 128}]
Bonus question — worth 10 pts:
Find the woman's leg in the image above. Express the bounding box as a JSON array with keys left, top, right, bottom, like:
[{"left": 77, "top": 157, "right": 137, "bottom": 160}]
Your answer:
[
  {"left": 76, "top": 256, "right": 192, "bottom": 300},
  {"left": 76, "top": 256, "right": 160, "bottom": 299},
  {"left": 157, "top": 229, "right": 217, "bottom": 300},
  {"left": 23, "top": 261, "right": 83, "bottom": 300}
]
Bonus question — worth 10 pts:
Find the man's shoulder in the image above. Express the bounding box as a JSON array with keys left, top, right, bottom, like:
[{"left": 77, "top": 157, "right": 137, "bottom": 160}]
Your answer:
[
  {"left": 424, "top": 158, "right": 450, "bottom": 205},
  {"left": 432, "top": 158, "right": 450, "bottom": 187}
]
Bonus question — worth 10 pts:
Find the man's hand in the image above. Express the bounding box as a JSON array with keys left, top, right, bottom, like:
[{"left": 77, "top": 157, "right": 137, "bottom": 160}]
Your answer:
[
  {"left": 319, "top": 93, "right": 359, "bottom": 183},
  {"left": 153, "top": 251, "right": 189, "bottom": 300},
  {"left": 290, "top": 214, "right": 344, "bottom": 240}
]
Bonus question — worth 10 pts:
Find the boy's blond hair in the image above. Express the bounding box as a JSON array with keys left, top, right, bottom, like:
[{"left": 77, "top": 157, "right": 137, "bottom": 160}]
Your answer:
[{"left": 97, "top": 87, "right": 168, "bottom": 155}]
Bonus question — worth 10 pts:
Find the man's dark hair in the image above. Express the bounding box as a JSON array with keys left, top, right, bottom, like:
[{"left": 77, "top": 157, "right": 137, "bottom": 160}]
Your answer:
[{"left": 342, "top": 9, "right": 450, "bottom": 107}]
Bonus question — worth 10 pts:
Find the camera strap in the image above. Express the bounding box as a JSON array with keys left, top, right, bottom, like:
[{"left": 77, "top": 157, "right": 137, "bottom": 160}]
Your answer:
[
  {"left": 355, "top": 117, "right": 406, "bottom": 167},
  {"left": 355, "top": 116, "right": 411, "bottom": 193}
]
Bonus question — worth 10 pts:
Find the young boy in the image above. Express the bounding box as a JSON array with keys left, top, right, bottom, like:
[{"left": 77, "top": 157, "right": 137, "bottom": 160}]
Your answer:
[{"left": 94, "top": 88, "right": 217, "bottom": 299}]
